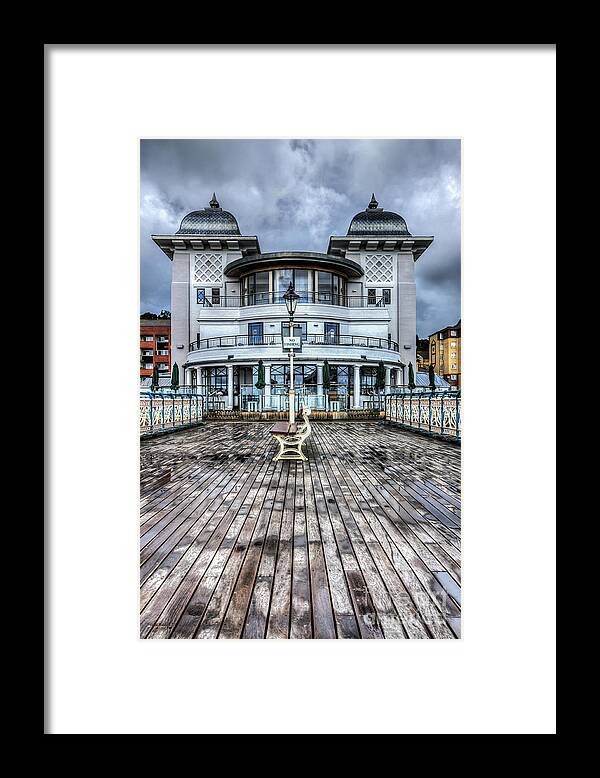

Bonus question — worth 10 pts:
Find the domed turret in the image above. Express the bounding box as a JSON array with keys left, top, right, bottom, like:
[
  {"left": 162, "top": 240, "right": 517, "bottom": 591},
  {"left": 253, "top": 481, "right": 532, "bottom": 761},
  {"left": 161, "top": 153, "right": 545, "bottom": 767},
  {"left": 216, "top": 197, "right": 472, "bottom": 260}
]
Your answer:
[
  {"left": 347, "top": 194, "right": 411, "bottom": 237},
  {"left": 176, "top": 193, "right": 241, "bottom": 236}
]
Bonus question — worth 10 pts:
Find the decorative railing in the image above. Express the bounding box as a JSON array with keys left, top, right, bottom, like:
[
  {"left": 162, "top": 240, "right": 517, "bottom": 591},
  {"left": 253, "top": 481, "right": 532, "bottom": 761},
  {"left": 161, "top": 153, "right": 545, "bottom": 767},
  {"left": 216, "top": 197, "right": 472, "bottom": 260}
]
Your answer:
[
  {"left": 140, "top": 391, "right": 204, "bottom": 435},
  {"left": 385, "top": 391, "right": 461, "bottom": 440},
  {"left": 189, "top": 333, "right": 400, "bottom": 353},
  {"left": 199, "top": 292, "right": 386, "bottom": 309}
]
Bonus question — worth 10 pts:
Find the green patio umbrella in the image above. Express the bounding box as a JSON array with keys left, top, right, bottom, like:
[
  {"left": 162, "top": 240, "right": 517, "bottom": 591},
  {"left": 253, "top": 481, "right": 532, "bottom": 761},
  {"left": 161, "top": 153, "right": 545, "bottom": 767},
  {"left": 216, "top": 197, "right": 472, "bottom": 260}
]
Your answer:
[
  {"left": 376, "top": 361, "right": 386, "bottom": 392},
  {"left": 408, "top": 361, "right": 416, "bottom": 391},
  {"left": 323, "top": 360, "right": 331, "bottom": 391},
  {"left": 255, "top": 359, "right": 266, "bottom": 390},
  {"left": 171, "top": 361, "right": 180, "bottom": 391},
  {"left": 428, "top": 363, "right": 436, "bottom": 391},
  {"left": 151, "top": 363, "right": 160, "bottom": 392}
]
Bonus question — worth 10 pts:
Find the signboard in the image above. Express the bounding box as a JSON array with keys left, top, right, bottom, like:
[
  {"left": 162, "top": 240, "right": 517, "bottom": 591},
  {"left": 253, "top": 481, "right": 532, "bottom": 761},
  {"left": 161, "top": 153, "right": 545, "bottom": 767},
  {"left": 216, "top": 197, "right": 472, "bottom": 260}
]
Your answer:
[{"left": 283, "top": 336, "right": 301, "bottom": 351}]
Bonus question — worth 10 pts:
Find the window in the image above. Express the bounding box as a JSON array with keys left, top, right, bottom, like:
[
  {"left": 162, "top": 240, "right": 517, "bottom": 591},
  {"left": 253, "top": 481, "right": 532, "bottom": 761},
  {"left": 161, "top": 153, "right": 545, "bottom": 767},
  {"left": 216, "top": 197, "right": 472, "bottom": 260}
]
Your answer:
[
  {"left": 324, "top": 322, "right": 339, "bottom": 343},
  {"left": 316, "top": 271, "right": 345, "bottom": 304},
  {"left": 450, "top": 341, "right": 456, "bottom": 348},
  {"left": 329, "top": 364, "right": 353, "bottom": 387},
  {"left": 450, "top": 330, "right": 457, "bottom": 336},
  {"left": 451, "top": 364, "right": 457, "bottom": 370},
  {"left": 451, "top": 374, "right": 457, "bottom": 380},
  {"left": 196, "top": 288, "right": 206, "bottom": 305},
  {"left": 207, "top": 367, "right": 227, "bottom": 391},
  {"left": 367, "top": 288, "right": 377, "bottom": 305},
  {"left": 294, "top": 269, "right": 309, "bottom": 302},
  {"left": 360, "top": 366, "right": 378, "bottom": 391},
  {"left": 282, "top": 322, "right": 307, "bottom": 341},
  {"left": 211, "top": 288, "right": 221, "bottom": 305},
  {"left": 382, "top": 289, "right": 391, "bottom": 305},
  {"left": 142, "top": 335, "right": 153, "bottom": 341},
  {"left": 270, "top": 364, "right": 316, "bottom": 387},
  {"left": 277, "top": 268, "right": 295, "bottom": 301},
  {"left": 243, "top": 271, "right": 270, "bottom": 305},
  {"left": 248, "top": 322, "right": 263, "bottom": 345}
]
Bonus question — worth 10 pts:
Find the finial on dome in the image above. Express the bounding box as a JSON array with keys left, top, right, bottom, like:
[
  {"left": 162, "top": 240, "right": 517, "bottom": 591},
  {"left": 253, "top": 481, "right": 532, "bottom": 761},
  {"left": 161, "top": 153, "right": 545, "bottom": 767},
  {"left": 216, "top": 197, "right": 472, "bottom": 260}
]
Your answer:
[
  {"left": 209, "top": 192, "right": 220, "bottom": 209},
  {"left": 368, "top": 193, "right": 379, "bottom": 210}
]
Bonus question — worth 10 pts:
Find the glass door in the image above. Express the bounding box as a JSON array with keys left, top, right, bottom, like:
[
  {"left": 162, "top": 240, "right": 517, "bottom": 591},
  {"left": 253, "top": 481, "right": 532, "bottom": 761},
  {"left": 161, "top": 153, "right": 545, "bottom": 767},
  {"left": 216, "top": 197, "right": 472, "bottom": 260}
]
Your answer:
[
  {"left": 248, "top": 322, "right": 263, "bottom": 345},
  {"left": 324, "top": 322, "right": 340, "bottom": 344}
]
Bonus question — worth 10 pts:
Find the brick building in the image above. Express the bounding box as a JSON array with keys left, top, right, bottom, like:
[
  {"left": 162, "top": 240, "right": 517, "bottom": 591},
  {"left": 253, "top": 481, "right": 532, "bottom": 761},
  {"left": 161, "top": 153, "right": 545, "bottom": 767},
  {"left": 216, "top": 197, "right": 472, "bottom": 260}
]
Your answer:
[
  {"left": 140, "top": 317, "right": 171, "bottom": 381},
  {"left": 428, "top": 319, "right": 461, "bottom": 389}
]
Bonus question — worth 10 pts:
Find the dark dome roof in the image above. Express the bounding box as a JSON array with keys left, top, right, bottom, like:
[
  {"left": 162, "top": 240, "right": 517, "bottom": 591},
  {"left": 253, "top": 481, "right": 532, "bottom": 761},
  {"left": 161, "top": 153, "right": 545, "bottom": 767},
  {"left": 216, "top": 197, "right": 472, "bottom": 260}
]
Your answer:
[
  {"left": 176, "top": 193, "right": 241, "bottom": 235},
  {"left": 347, "top": 194, "right": 411, "bottom": 237}
]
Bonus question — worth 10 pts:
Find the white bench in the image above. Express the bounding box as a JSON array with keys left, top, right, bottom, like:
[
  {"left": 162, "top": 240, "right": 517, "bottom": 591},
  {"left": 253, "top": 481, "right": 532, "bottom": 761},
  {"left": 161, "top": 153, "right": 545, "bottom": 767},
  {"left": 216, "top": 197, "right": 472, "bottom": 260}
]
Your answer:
[{"left": 270, "top": 407, "right": 312, "bottom": 462}]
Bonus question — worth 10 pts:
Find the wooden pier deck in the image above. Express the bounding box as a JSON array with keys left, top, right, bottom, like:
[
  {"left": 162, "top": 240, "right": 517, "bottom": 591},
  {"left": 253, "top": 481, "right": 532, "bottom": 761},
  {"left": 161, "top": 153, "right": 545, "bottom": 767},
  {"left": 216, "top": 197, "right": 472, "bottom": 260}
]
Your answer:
[{"left": 140, "top": 421, "right": 461, "bottom": 639}]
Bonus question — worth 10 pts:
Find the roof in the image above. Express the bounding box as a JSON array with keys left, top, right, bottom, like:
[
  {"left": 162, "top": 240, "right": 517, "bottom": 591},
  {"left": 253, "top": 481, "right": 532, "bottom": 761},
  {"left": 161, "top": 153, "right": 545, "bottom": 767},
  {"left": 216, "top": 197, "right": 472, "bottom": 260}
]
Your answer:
[
  {"left": 224, "top": 251, "right": 364, "bottom": 279},
  {"left": 176, "top": 193, "right": 241, "bottom": 236},
  {"left": 347, "top": 194, "right": 411, "bottom": 237}
]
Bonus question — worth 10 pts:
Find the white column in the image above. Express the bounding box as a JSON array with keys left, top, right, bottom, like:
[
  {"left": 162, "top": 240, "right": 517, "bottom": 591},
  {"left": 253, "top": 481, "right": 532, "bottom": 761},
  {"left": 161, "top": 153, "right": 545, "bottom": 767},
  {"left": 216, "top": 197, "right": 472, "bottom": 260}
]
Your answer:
[
  {"left": 353, "top": 364, "right": 362, "bottom": 409},
  {"left": 385, "top": 367, "right": 391, "bottom": 393},
  {"left": 264, "top": 364, "right": 271, "bottom": 409},
  {"left": 227, "top": 364, "right": 234, "bottom": 409},
  {"left": 317, "top": 363, "right": 324, "bottom": 408}
]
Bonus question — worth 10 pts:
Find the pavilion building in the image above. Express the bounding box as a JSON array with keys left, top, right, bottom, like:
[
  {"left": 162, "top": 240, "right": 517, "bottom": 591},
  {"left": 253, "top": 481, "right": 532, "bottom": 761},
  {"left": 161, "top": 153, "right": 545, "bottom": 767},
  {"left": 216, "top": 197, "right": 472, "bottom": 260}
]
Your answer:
[{"left": 152, "top": 193, "right": 434, "bottom": 411}]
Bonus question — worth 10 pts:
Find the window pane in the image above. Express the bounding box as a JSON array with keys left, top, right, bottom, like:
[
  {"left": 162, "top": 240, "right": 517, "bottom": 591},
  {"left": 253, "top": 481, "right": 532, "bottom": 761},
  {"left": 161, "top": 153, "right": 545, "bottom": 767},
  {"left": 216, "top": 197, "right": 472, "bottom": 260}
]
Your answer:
[
  {"left": 303, "top": 365, "right": 317, "bottom": 385},
  {"left": 254, "top": 272, "right": 269, "bottom": 304},
  {"left": 318, "top": 271, "right": 332, "bottom": 301},
  {"left": 277, "top": 268, "right": 294, "bottom": 299},
  {"left": 294, "top": 269, "right": 309, "bottom": 301}
]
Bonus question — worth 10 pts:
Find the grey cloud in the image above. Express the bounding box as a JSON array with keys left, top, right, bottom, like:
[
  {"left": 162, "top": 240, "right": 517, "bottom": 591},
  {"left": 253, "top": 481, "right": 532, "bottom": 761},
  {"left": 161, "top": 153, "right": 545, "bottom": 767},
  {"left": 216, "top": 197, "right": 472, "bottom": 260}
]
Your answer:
[{"left": 140, "top": 139, "right": 460, "bottom": 336}]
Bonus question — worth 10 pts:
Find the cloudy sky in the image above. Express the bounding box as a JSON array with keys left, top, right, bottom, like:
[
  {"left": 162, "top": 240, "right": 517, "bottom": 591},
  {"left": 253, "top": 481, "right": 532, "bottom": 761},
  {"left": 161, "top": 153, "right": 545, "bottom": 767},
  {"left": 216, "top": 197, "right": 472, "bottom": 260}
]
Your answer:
[{"left": 140, "top": 139, "right": 460, "bottom": 337}]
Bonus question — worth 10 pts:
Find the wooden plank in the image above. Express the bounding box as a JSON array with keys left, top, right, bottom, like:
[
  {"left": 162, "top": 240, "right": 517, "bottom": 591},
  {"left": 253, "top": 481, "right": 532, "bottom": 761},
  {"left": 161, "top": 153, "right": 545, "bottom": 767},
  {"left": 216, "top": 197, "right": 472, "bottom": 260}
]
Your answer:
[{"left": 140, "top": 420, "right": 461, "bottom": 640}]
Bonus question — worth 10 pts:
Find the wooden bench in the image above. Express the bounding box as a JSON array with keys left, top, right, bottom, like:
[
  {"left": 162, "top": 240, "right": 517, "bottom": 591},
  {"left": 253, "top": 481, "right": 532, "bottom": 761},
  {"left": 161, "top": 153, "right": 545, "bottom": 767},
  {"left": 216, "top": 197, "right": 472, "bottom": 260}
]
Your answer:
[{"left": 270, "top": 407, "right": 312, "bottom": 462}]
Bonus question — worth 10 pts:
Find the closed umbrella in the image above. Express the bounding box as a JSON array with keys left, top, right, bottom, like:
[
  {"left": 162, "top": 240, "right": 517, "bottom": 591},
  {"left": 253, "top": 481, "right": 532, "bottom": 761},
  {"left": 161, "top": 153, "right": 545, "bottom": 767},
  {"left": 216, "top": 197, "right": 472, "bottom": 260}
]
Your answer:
[
  {"left": 323, "top": 360, "right": 331, "bottom": 391},
  {"left": 376, "top": 360, "right": 386, "bottom": 392},
  {"left": 408, "top": 361, "right": 416, "bottom": 391},
  {"left": 255, "top": 359, "right": 266, "bottom": 390},
  {"left": 151, "top": 363, "right": 160, "bottom": 392},
  {"left": 428, "top": 363, "right": 436, "bottom": 392},
  {"left": 171, "top": 361, "right": 180, "bottom": 392}
]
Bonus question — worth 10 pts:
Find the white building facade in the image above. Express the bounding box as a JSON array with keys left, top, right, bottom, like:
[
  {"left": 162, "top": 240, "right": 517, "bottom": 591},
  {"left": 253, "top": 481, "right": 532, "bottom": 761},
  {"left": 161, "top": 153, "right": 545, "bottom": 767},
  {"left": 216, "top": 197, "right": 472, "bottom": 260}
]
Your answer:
[{"left": 152, "top": 194, "right": 433, "bottom": 411}]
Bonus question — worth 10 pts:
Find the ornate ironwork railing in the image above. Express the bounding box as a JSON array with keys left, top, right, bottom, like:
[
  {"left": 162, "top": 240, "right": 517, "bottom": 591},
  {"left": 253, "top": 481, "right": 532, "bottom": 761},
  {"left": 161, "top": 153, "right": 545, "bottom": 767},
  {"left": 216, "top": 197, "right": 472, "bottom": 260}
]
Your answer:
[
  {"left": 140, "top": 391, "right": 204, "bottom": 435},
  {"left": 198, "top": 292, "right": 386, "bottom": 309},
  {"left": 385, "top": 391, "right": 461, "bottom": 440},
  {"left": 189, "top": 333, "right": 400, "bottom": 353}
]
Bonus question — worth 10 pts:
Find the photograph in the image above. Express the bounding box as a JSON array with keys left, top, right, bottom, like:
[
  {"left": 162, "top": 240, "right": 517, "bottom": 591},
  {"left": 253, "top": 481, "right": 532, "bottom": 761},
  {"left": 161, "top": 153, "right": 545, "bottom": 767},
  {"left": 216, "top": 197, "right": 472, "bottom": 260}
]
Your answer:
[{"left": 139, "top": 139, "right": 462, "bottom": 639}]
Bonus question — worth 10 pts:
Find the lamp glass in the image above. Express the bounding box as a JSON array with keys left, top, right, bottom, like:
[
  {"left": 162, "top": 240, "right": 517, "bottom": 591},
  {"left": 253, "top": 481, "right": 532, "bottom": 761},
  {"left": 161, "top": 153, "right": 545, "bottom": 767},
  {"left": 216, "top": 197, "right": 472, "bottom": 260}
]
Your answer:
[{"left": 283, "top": 282, "right": 299, "bottom": 318}]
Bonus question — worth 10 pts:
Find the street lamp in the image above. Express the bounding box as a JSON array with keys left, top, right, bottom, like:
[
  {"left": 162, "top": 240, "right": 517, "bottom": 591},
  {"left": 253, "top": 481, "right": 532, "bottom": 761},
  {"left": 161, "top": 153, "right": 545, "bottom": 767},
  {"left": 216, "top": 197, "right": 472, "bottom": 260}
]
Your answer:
[{"left": 283, "top": 282, "right": 300, "bottom": 425}]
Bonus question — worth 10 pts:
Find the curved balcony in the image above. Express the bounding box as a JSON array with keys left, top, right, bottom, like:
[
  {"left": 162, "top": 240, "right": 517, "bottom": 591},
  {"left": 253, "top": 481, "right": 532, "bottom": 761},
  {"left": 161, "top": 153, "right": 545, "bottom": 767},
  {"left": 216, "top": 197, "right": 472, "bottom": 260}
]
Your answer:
[
  {"left": 189, "top": 332, "right": 400, "bottom": 356},
  {"left": 198, "top": 292, "right": 387, "bottom": 309}
]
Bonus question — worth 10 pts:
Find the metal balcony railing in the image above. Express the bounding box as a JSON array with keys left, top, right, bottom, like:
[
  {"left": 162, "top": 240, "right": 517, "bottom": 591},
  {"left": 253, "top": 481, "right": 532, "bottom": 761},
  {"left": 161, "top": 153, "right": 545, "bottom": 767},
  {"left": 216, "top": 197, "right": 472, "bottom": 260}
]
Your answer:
[
  {"left": 188, "top": 333, "right": 400, "bottom": 353},
  {"left": 198, "top": 292, "right": 387, "bottom": 309}
]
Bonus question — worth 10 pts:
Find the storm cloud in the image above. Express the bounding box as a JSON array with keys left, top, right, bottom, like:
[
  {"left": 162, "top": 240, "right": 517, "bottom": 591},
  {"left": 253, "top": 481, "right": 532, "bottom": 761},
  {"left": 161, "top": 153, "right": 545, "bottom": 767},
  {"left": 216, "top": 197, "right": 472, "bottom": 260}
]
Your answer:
[{"left": 140, "top": 139, "right": 461, "bottom": 337}]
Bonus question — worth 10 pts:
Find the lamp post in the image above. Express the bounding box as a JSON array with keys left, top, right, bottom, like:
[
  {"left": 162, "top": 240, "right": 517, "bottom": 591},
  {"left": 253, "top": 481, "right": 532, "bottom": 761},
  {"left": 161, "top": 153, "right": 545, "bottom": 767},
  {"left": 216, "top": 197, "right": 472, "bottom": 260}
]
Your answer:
[{"left": 283, "top": 282, "right": 300, "bottom": 425}]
